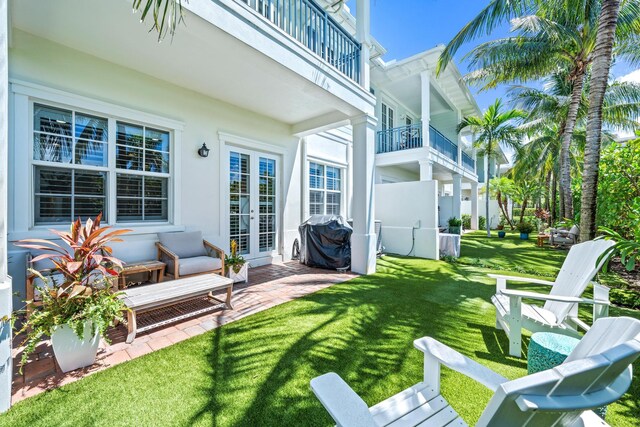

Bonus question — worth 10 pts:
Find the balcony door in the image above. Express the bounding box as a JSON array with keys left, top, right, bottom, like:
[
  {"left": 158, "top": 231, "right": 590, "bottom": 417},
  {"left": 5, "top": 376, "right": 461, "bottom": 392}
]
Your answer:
[
  {"left": 381, "top": 103, "right": 394, "bottom": 131},
  {"left": 228, "top": 148, "right": 278, "bottom": 260}
]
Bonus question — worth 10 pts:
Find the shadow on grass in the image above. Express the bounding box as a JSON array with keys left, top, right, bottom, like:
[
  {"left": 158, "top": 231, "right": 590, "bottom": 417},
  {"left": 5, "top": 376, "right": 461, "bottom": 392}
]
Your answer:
[
  {"left": 3, "top": 248, "right": 640, "bottom": 427},
  {"left": 185, "top": 256, "right": 531, "bottom": 426}
]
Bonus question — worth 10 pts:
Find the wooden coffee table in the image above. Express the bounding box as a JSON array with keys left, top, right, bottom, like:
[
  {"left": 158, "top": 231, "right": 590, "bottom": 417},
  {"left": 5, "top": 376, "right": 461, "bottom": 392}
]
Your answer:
[{"left": 119, "top": 260, "right": 166, "bottom": 289}]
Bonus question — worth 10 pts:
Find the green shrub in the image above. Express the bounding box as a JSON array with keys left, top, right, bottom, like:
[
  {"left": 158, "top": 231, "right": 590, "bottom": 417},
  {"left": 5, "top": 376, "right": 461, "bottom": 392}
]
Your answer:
[
  {"left": 448, "top": 217, "right": 462, "bottom": 227},
  {"left": 462, "top": 214, "right": 471, "bottom": 229},
  {"left": 516, "top": 221, "right": 535, "bottom": 234},
  {"left": 479, "top": 216, "right": 486, "bottom": 230}
]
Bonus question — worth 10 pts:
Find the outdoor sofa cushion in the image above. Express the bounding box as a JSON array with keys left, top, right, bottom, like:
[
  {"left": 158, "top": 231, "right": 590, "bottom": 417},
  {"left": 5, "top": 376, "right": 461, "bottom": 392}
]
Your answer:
[
  {"left": 178, "top": 256, "right": 223, "bottom": 277},
  {"left": 568, "top": 225, "right": 579, "bottom": 236},
  {"left": 158, "top": 231, "right": 207, "bottom": 258}
]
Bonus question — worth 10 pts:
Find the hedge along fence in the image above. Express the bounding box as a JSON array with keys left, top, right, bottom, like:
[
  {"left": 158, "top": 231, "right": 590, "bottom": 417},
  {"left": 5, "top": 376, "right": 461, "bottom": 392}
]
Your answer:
[{"left": 462, "top": 214, "right": 486, "bottom": 230}]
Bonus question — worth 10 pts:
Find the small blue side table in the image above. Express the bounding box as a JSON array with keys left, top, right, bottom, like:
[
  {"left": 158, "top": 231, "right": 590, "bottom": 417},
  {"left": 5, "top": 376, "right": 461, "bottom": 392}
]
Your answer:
[{"left": 528, "top": 332, "right": 607, "bottom": 420}]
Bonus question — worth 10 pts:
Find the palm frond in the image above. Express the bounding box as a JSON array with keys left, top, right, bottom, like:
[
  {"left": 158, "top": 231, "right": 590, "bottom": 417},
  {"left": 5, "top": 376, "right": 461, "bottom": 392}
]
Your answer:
[{"left": 437, "top": 0, "right": 535, "bottom": 75}]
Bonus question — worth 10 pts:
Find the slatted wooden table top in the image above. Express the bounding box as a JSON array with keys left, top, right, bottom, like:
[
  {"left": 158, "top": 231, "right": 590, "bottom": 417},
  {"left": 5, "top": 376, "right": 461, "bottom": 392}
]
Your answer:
[
  {"left": 120, "top": 273, "right": 234, "bottom": 311},
  {"left": 122, "top": 260, "right": 166, "bottom": 274}
]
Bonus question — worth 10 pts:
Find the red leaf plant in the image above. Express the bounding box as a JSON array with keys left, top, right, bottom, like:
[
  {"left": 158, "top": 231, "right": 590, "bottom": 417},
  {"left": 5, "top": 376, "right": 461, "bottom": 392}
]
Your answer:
[{"left": 13, "top": 214, "right": 132, "bottom": 368}]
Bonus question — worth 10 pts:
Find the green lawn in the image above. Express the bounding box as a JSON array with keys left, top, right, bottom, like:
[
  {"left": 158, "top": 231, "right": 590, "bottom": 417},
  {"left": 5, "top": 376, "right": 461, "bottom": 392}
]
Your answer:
[{"left": 1, "top": 232, "right": 639, "bottom": 426}]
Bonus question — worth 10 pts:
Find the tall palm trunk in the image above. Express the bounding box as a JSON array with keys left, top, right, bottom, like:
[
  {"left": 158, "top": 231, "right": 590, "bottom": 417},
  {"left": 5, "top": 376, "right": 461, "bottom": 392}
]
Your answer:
[
  {"left": 485, "top": 152, "right": 491, "bottom": 237},
  {"left": 559, "top": 185, "right": 565, "bottom": 219},
  {"left": 551, "top": 172, "right": 558, "bottom": 224},
  {"left": 544, "top": 171, "right": 551, "bottom": 212},
  {"left": 560, "top": 66, "right": 586, "bottom": 220},
  {"left": 580, "top": 0, "right": 621, "bottom": 242}
]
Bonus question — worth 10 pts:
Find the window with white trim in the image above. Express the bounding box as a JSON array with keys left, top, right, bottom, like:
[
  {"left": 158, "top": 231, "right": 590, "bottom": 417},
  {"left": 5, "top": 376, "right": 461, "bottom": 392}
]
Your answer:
[
  {"left": 32, "top": 103, "right": 171, "bottom": 225},
  {"left": 309, "top": 162, "right": 342, "bottom": 216}
]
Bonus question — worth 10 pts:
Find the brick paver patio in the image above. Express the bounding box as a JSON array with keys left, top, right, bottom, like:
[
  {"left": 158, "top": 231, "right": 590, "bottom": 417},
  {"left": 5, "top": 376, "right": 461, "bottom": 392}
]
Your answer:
[{"left": 11, "top": 262, "right": 356, "bottom": 404}]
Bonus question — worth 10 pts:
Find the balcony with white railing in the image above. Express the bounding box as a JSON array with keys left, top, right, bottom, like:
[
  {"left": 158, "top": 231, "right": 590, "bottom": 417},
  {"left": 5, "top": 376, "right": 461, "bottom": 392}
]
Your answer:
[
  {"left": 376, "top": 123, "right": 477, "bottom": 176},
  {"left": 376, "top": 123, "right": 423, "bottom": 154},
  {"left": 239, "top": 0, "right": 361, "bottom": 83}
]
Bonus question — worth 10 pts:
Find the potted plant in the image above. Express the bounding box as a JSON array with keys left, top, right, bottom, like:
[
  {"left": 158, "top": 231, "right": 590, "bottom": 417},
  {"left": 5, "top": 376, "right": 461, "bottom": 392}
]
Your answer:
[
  {"left": 496, "top": 216, "right": 505, "bottom": 231},
  {"left": 447, "top": 217, "right": 462, "bottom": 234},
  {"left": 517, "top": 221, "right": 535, "bottom": 240},
  {"left": 225, "top": 240, "right": 249, "bottom": 283},
  {"left": 15, "top": 214, "right": 130, "bottom": 373}
]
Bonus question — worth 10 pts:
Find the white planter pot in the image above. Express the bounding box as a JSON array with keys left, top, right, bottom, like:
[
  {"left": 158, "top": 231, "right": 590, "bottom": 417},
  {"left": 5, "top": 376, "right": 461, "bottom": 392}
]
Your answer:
[
  {"left": 227, "top": 263, "right": 249, "bottom": 283},
  {"left": 51, "top": 321, "right": 100, "bottom": 373}
]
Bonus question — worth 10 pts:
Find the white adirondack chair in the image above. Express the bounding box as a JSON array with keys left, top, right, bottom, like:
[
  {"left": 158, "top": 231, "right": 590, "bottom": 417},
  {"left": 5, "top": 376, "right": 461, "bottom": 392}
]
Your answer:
[
  {"left": 490, "top": 239, "right": 615, "bottom": 357},
  {"left": 311, "top": 316, "right": 640, "bottom": 427}
]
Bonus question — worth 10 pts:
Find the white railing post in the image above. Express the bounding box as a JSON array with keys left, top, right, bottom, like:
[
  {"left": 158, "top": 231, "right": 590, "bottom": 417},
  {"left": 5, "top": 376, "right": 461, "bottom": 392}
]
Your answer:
[{"left": 0, "top": 0, "right": 12, "bottom": 413}]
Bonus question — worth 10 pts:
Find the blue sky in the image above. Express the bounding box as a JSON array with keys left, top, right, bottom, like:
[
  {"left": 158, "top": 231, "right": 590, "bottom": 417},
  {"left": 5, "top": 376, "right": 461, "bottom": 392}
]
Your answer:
[{"left": 353, "top": 0, "right": 638, "bottom": 111}]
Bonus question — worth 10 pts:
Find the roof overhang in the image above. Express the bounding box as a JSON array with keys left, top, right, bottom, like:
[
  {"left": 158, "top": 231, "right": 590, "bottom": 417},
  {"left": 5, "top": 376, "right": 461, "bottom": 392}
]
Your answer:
[{"left": 370, "top": 45, "right": 481, "bottom": 118}]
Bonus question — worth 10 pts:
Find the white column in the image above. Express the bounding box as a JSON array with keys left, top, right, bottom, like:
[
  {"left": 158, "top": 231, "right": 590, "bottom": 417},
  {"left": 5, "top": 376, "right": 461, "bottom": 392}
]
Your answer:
[
  {"left": 300, "top": 137, "right": 308, "bottom": 222},
  {"left": 346, "top": 141, "right": 353, "bottom": 219},
  {"left": 351, "top": 114, "right": 377, "bottom": 274},
  {"left": 419, "top": 159, "right": 433, "bottom": 181},
  {"left": 471, "top": 181, "right": 479, "bottom": 230},
  {"left": 420, "top": 71, "right": 431, "bottom": 148},
  {"left": 355, "top": 0, "right": 371, "bottom": 89},
  {"left": 457, "top": 111, "right": 463, "bottom": 166},
  {"left": 452, "top": 174, "right": 462, "bottom": 221},
  {"left": 0, "top": 0, "right": 12, "bottom": 413}
]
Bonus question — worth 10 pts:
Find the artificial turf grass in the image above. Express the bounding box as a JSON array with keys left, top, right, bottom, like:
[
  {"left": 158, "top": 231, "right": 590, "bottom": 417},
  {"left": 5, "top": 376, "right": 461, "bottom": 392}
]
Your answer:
[{"left": 1, "top": 233, "right": 639, "bottom": 426}]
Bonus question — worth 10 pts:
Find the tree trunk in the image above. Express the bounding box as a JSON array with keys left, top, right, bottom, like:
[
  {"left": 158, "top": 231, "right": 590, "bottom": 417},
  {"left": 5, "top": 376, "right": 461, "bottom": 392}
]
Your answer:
[
  {"left": 560, "top": 66, "right": 587, "bottom": 220},
  {"left": 551, "top": 172, "right": 558, "bottom": 224},
  {"left": 544, "top": 170, "right": 551, "bottom": 213},
  {"left": 559, "top": 185, "right": 565, "bottom": 219},
  {"left": 486, "top": 158, "right": 491, "bottom": 237},
  {"left": 580, "top": 0, "right": 620, "bottom": 242},
  {"left": 519, "top": 199, "right": 528, "bottom": 224},
  {"left": 496, "top": 190, "right": 513, "bottom": 229}
]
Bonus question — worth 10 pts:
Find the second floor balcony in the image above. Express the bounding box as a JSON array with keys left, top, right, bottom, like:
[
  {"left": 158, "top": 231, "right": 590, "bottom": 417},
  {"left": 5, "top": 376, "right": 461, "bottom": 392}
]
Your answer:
[
  {"left": 376, "top": 123, "right": 476, "bottom": 173},
  {"left": 240, "top": 0, "right": 361, "bottom": 83}
]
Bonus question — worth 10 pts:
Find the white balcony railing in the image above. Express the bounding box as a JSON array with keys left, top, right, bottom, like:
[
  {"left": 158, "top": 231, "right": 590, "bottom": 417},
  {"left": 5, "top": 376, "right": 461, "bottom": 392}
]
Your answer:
[{"left": 239, "top": 0, "right": 361, "bottom": 83}]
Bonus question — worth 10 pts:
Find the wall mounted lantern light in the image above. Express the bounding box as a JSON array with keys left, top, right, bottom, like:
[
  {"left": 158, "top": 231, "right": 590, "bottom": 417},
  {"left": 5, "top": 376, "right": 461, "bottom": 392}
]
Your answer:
[{"left": 198, "top": 143, "right": 210, "bottom": 158}]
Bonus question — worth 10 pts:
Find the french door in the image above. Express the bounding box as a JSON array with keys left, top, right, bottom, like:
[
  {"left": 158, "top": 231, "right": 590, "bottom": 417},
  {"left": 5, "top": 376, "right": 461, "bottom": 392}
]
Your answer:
[{"left": 228, "top": 148, "right": 278, "bottom": 259}]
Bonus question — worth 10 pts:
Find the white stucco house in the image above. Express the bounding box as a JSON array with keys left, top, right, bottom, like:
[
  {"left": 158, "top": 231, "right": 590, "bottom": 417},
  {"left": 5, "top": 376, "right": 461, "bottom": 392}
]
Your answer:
[
  {"left": 0, "top": 0, "right": 513, "bottom": 306},
  {"left": 0, "top": 0, "right": 508, "bottom": 410}
]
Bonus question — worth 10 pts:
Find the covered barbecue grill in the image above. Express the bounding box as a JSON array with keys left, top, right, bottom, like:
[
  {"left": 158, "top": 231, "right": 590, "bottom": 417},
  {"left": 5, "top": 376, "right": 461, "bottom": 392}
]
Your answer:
[{"left": 298, "top": 215, "right": 352, "bottom": 270}]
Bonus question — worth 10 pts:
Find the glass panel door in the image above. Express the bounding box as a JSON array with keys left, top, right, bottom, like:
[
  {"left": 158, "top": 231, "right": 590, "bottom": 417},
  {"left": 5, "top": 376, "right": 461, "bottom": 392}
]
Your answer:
[
  {"left": 258, "top": 157, "right": 276, "bottom": 253},
  {"left": 229, "top": 150, "right": 278, "bottom": 259},
  {"left": 229, "top": 152, "right": 251, "bottom": 255}
]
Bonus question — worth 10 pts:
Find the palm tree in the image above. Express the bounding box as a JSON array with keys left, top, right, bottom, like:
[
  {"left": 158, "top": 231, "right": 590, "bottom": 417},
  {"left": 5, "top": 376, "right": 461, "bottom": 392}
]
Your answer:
[
  {"left": 132, "top": 0, "right": 184, "bottom": 40},
  {"left": 511, "top": 72, "right": 640, "bottom": 221},
  {"left": 458, "top": 99, "right": 525, "bottom": 237},
  {"left": 438, "top": 0, "right": 640, "bottom": 219},
  {"left": 489, "top": 176, "right": 516, "bottom": 229},
  {"left": 581, "top": 0, "right": 622, "bottom": 241}
]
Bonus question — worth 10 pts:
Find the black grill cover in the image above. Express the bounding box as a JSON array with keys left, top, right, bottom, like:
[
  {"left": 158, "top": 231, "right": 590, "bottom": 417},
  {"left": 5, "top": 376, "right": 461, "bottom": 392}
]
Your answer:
[{"left": 299, "top": 215, "right": 352, "bottom": 270}]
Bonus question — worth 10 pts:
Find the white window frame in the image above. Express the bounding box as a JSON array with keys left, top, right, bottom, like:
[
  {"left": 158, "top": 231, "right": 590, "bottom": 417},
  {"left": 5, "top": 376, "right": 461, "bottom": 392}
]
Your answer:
[
  {"left": 10, "top": 81, "right": 184, "bottom": 238},
  {"left": 308, "top": 160, "right": 344, "bottom": 216}
]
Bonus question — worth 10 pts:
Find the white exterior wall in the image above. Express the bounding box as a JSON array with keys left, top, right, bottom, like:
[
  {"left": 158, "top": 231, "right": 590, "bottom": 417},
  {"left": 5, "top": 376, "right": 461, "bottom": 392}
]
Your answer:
[
  {"left": 376, "top": 165, "right": 419, "bottom": 183},
  {"left": 375, "top": 181, "right": 438, "bottom": 260},
  {"left": 302, "top": 129, "right": 351, "bottom": 221},
  {"left": 462, "top": 198, "right": 501, "bottom": 229},
  {"left": 0, "top": 0, "right": 11, "bottom": 413},
  {"left": 7, "top": 31, "right": 344, "bottom": 272}
]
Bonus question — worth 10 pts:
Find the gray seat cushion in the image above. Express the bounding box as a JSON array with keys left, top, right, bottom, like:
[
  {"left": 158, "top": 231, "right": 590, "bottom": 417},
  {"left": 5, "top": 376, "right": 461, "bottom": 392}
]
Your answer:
[
  {"left": 178, "top": 256, "right": 223, "bottom": 276},
  {"left": 568, "top": 225, "right": 580, "bottom": 237},
  {"left": 158, "top": 231, "right": 207, "bottom": 258}
]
